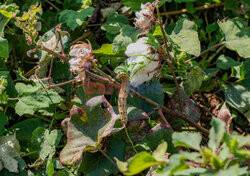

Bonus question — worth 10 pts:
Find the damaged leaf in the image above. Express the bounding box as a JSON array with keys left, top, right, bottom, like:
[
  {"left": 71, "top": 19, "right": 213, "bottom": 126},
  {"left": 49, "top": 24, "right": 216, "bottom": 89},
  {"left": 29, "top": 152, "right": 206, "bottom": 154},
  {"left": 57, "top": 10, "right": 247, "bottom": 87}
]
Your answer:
[
  {"left": 0, "top": 135, "right": 20, "bottom": 173},
  {"left": 59, "top": 96, "right": 123, "bottom": 167}
]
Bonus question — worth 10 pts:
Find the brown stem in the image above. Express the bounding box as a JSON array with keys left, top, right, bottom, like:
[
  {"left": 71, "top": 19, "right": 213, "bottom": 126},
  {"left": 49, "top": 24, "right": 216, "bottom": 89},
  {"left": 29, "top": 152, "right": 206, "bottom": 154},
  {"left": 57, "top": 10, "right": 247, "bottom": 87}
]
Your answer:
[
  {"left": 70, "top": 31, "right": 92, "bottom": 46},
  {"left": 85, "top": 71, "right": 209, "bottom": 135},
  {"left": 185, "top": 41, "right": 224, "bottom": 63},
  {"left": 38, "top": 49, "right": 209, "bottom": 135},
  {"left": 57, "top": 30, "right": 66, "bottom": 56},
  {"left": 42, "top": 79, "right": 76, "bottom": 91},
  {"left": 158, "top": 108, "right": 172, "bottom": 129},
  {"left": 40, "top": 45, "right": 69, "bottom": 62},
  {"left": 160, "top": 2, "right": 224, "bottom": 16},
  {"left": 156, "top": 7, "right": 184, "bottom": 113}
]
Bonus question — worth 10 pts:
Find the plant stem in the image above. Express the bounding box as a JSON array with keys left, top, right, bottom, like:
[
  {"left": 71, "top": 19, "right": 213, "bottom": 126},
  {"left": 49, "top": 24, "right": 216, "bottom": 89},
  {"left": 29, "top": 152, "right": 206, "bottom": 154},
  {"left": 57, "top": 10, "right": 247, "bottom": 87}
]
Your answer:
[
  {"left": 156, "top": 6, "right": 184, "bottom": 113},
  {"left": 124, "top": 126, "right": 137, "bottom": 153},
  {"left": 44, "top": 0, "right": 60, "bottom": 12},
  {"left": 38, "top": 48, "right": 209, "bottom": 135}
]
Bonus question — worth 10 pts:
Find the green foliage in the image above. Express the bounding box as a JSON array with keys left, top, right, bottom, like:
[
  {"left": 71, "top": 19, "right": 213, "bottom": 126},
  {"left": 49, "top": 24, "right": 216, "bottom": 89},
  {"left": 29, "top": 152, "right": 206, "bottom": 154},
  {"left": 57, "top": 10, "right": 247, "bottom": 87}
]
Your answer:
[
  {"left": 0, "top": 37, "right": 9, "bottom": 58},
  {"left": 59, "top": 96, "right": 123, "bottom": 166},
  {"left": 183, "top": 66, "right": 205, "bottom": 96},
  {"left": 169, "top": 18, "right": 201, "bottom": 57},
  {"left": 218, "top": 18, "right": 250, "bottom": 58},
  {"left": 0, "top": 0, "right": 249, "bottom": 175},
  {"left": 116, "top": 142, "right": 167, "bottom": 175},
  {"left": 59, "top": 7, "right": 94, "bottom": 30},
  {"left": 15, "top": 83, "right": 64, "bottom": 116}
]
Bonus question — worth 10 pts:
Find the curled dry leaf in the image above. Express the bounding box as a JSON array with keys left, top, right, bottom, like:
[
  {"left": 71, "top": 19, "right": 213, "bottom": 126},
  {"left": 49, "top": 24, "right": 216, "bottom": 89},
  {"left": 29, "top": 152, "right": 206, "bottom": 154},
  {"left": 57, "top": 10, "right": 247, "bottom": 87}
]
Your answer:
[
  {"left": 69, "top": 41, "right": 94, "bottom": 75},
  {"left": 0, "top": 135, "right": 20, "bottom": 173},
  {"left": 134, "top": 2, "right": 156, "bottom": 32},
  {"left": 217, "top": 103, "right": 232, "bottom": 133},
  {"left": 59, "top": 96, "right": 123, "bottom": 167}
]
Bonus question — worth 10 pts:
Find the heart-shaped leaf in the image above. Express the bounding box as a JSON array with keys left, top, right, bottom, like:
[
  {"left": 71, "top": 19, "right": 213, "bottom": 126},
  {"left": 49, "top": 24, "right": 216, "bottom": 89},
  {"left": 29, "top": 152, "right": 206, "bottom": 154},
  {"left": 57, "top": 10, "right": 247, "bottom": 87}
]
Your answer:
[{"left": 59, "top": 96, "right": 123, "bottom": 167}]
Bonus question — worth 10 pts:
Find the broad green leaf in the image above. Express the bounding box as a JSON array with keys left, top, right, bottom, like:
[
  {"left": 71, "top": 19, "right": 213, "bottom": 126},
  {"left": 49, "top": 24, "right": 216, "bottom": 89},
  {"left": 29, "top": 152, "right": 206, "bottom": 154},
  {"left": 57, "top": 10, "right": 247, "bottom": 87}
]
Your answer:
[
  {"left": 170, "top": 18, "right": 201, "bottom": 56},
  {"left": 0, "top": 135, "right": 20, "bottom": 173},
  {"left": 0, "top": 112, "right": 7, "bottom": 136},
  {"left": 59, "top": 7, "right": 94, "bottom": 30},
  {"left": 59, "top": 96, "right": 123, "bottom": 166},
  {"left": 121, "top": 0, "right": 154, "bottom": 12},
  {"left": 174, "top": 167, "right": 207, "bottom": 176},
  {"left": 113, "top": 25, "right": 140, "bottom": 52},
  {"left": 116, "top": 142, "right": 167, "bottom": 176},
  {"left": 218, "top": 18, "right": 250, "bottom": 58},
  {"left": 238, "top": 59, "right": 250, "bottom": 89},
  {"left": 157, "top": 152, "right": 201, "bottom": 176},
  {"left": 10, "top": 118, "right": 47, "bottom": 149},
  {"left": 79, "top": 138, "right": 125, "bottom": 176},
  {"left": 0, "top": 37, "right": 8, "bottom": 58},
  {"left": 208, "top": 117, "right": 226, "bottom": 152},
  {"left": 206, "top": 23, "right": 219, "bottom": 33},
  {"left": 46, "top": 159, "right": 54, "bottom": 176},
  {"left": 31, "top": 128, "right": 62, "bottom": 160},
  {"left": 216, "top": 55, "right": 240, "bottom": 70},
  {"left": 143, "top": 124, "right": 177, "bottom": 153},
  {"left": 101, "top": 12, "right": 128, "bottom": 35},
  {"left": 93, "top": 44, "right": 122, "bottom": 56},
  {"left": 15, "top": 83, "right": 64, "bottom": 116},
  {"left": 127, "top": 78, "right": 164, "bottom": 114},
  {"left": 172, "top": 132, "right": 201, "bottom": 150},
  {"left": 183, "top": 66, "right": 205, "bottom": 96},
  {"left": 224, "top": 84, "right": 250, "bottom": 118}
]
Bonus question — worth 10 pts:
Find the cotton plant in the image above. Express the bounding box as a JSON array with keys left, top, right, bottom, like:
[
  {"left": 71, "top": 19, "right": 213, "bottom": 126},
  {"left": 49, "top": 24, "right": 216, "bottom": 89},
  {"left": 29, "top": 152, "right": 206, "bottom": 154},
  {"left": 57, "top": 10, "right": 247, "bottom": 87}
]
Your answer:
[
  {"left": 125, "top": 37, "right": 160, "bottom": 87},
  {"left": 134, "top": 1, "right": 158, "bottom": 32},
  {"left": 68, "top": 41, "right": 95, "bottom": 80}
]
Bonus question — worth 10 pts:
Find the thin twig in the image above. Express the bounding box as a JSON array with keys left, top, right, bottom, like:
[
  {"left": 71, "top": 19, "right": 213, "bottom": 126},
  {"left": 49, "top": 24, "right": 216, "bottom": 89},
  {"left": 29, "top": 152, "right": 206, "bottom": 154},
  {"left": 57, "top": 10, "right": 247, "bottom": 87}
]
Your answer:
[
  {"left": 156, "top": 6, "right": 184, "bottom": 113},
  {"left": 42, "top": 79, "right": 76, "bottom": 91},
  {"left": 70, "top": 31, "right": 92, "bottom": 46},
  {"left": 124, "top": 126, "right": 138, "bottom": 153},
  {"left": 44, "top": 0, "right": 60, "bottom": 12},
  {"left": 40, "top": 45, "right": 69, "bottom": 62},
  {"left": 185, "top": 41, "right": 224, "bottom": 63},
  {"left": 57, "top": 30, "right": 66, "bottom": 56},
  {"left": 160, "top": 2, "right": 224, "bottom": 16},
  {"left": 37, "top": 49, "right": 209, "bottom": 135}
]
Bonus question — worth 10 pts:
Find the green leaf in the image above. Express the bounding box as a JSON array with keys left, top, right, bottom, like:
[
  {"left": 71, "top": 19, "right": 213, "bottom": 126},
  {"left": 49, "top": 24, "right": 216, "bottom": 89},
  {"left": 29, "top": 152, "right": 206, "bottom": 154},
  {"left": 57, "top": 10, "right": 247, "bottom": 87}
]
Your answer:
[
  {"left": 0, "top": 37, "right": 8, "bottom": 58},
  {"left": 113, "top": 25, "right": 140, "bottom": 52},
  {"left": 79, "top": 138, "right": 125, "bottom": 176},
  {"left": 218, "top": 18, "right": 250, "bottom": 58},
  {"left": 206, "top": 23, "right": 219, "bottom": 33},
  {"left": 142, "top": 124, "right": 177, "bottom": 153},
  {"left": 224, "top": 84, "right": 250, "bottom": 118},
  {"left": 208, "top": 117, "right": 226, "bottom": 152},
  {"left": 127, "top": 78, "right": 164, "bottom": 114},
  {"left": 0, "top": 112, "right": 8, "bottom": 136},
  {"left": 216, "top": 55, "right": 241, "bottom": 70},
  {"left": 59, "top": 96, "right": 123, "bottom": 166},
  {"left": 157, "top": 152, "right": 200, "bottom": 176},
  {"left": 183, "top": 66, "right": 205, "bottom": 96},
  {"left": 93, "top": 44, "right": 121, "bottom": 56},
  {"left": 15, "top": 83, "right": 64, "bottom": 116},
  {"left": 172, "top": 132, "right": 201, "bottom": 150},
  {"left": 46, "top": 159, "right": 54, "bottom": 176},
  {"left": 0, "top": 135, "right": 20, "bottom": 173},
  {"left": 116, "top": 142, "right": 167, "bottom": 176},
  {"left": 170, "top": 18, "right": 201, "bottom": 56},
  {"left": 59, "top": 7, "right": 94, "bottom": 30},
  {"left": 101, "top": 12, "right": 128, "bottom": 35},
  {"left": 121, "top": 0, "right": 154, "bottom": 12},
  {"left": 32, "top": 128, "right": 62, "bottom": 161},
  {"left": 10, "top": 118, "right": 47, "bottom": 149}
]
